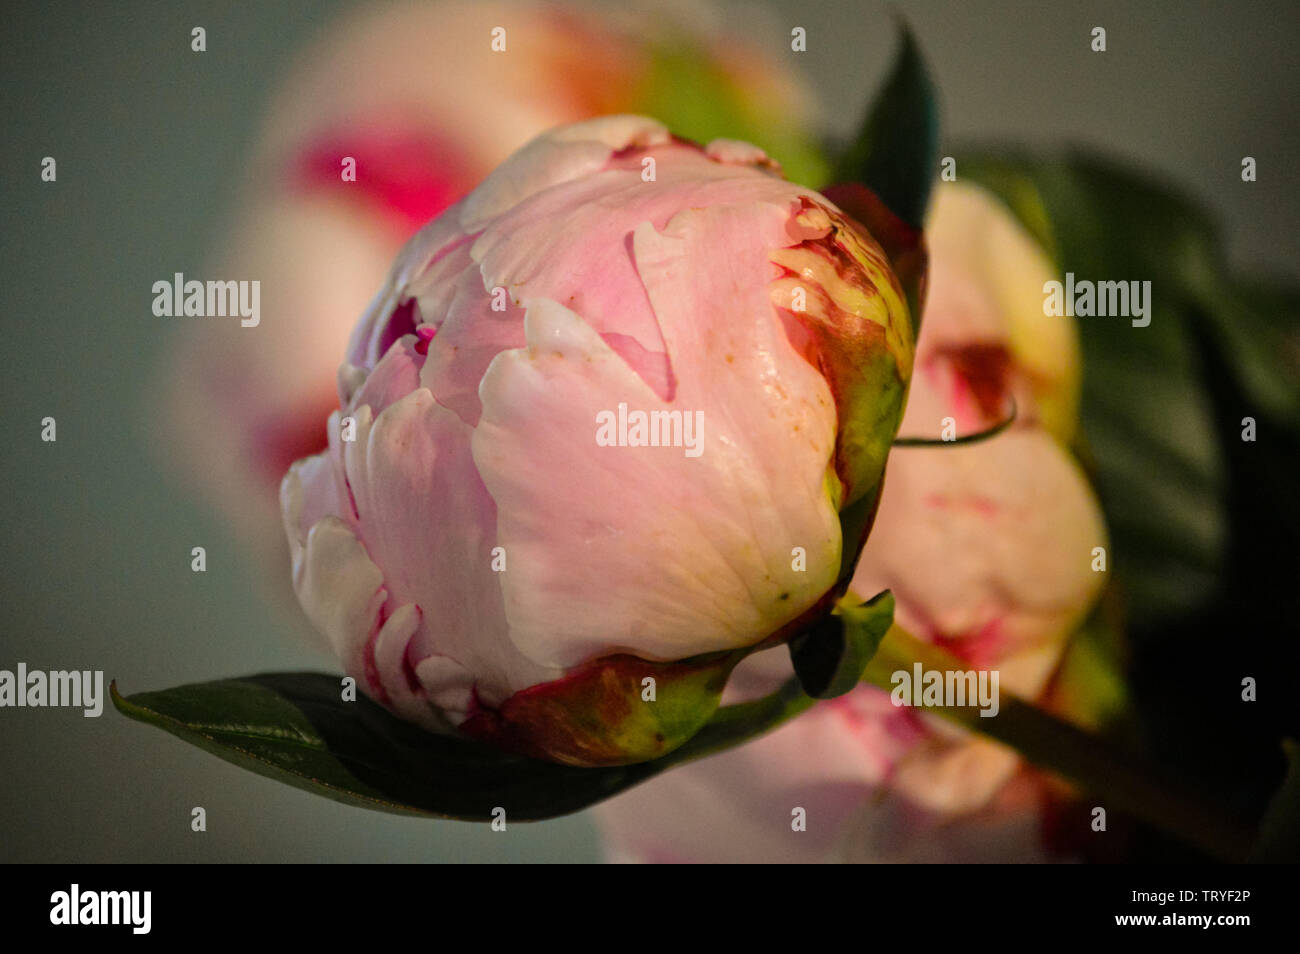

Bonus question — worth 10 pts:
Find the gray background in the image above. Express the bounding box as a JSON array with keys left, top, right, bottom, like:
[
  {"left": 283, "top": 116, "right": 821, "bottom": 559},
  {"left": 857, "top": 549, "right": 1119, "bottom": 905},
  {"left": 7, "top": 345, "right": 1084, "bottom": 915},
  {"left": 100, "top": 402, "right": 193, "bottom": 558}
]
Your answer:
[{"left": 1, "top": 0, "right": 1295, "bottom": 862}]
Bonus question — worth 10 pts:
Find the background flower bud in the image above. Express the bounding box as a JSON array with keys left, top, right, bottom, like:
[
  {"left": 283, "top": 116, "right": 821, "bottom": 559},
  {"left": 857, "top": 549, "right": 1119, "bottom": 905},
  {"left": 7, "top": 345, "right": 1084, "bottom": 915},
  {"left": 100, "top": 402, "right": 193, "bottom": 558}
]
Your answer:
[
  {"left": 159, "top": 0, "right": 826, "bottom": 590},
  {"left": 281, "top": 116, "right": 914, "bottom": 765},
  {"left": 593, "top": 181, "right": 1108, "bottom": 857}
]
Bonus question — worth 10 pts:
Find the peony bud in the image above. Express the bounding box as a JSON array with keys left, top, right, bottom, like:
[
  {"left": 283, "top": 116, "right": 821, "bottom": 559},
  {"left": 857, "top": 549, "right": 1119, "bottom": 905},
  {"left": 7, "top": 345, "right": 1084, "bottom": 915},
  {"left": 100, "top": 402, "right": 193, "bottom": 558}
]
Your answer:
[
  {"left": 593, "top": 181, "right": 1108, "bottom": 858},
  {"left": 281, "top": 116, "right": 915, "bottom": 766}
]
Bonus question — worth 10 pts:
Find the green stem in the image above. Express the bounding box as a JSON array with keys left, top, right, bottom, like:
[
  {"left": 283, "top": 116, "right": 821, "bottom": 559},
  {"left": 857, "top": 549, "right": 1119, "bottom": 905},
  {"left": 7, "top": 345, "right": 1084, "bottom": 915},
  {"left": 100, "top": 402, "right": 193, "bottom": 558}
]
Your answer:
[
  {"left": 863, "top": 626, "right": 1256, "bottom": 862},
  {"left": 661, "top": 678, "right": 816, "bottom": 770},
  {"left": 892, "top": 396, "right": 1017, "bottom": 447}
]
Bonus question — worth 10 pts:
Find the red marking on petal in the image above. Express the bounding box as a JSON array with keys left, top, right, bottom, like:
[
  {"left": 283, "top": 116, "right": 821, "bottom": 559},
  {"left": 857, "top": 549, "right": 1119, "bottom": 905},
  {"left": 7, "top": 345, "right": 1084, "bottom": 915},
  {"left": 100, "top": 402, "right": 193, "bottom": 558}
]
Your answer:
[
  {"left": 828, "top": 688, "right": 930, "bottom": 752},
  {"left": 414, "top": 324, "right": 438, "bottom": 356},
  {"left": 292, "top": 129, "right": 475, "bottom": 234},
  {"left": 362, "top": 597, "right": 392, "bottom": 706},
  {"left": 819, "top": 182, "right": 927, "bottom": 302},
  {"left": 945, "top": 344, "right": 1012, "bottom": 422},
  {"left": 930, "top": 617, "right": 1007, "bottom": 669},
  {"left": 255, "top": 386, "right": 339, "bottom": 485},
  {"left": 376, "top": 298, "right": 420, "bottom": 360}
]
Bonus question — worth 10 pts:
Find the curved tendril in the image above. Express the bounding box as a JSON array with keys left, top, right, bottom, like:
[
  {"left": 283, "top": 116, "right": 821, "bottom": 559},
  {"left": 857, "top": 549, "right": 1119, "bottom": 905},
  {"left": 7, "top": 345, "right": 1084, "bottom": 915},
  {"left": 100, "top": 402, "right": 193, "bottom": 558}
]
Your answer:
[{"left": 891, "top": 396, "right": 1018, "bottom": 448}]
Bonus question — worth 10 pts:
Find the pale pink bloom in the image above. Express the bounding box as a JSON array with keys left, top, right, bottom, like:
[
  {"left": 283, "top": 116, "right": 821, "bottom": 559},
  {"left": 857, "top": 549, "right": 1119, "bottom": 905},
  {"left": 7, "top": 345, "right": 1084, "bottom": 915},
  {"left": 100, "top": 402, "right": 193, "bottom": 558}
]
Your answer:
[
  {"left": 281, "top": 115, "right": 914, "bottom": 764},
  {"left": 592, "top": 181, "right": 1108, "bottom": 859}
]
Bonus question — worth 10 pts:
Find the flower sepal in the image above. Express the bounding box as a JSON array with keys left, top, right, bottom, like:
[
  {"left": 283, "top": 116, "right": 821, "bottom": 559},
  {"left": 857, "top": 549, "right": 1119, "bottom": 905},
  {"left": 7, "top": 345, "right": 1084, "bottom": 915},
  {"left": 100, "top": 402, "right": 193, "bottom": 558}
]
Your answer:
[
  {"left": 459, "top": 650, "right": 742, "bottom": 768},
  {"left": 788, "top": 590, "right": 895, "bottom": 699}
]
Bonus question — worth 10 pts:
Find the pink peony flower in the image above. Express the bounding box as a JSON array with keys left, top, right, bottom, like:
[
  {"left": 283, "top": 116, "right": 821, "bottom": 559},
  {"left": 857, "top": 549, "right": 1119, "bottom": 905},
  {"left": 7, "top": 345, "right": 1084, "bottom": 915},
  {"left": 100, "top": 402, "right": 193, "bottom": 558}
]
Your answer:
[
  {"left": 280, "top": 115, "right": 916, "bottom": 766},
  {"left": 592, "top": 181, "right": 1108, "bottom": 859},
  {"left": 160, "top": 0, "right": 824, "bottom": 576}
]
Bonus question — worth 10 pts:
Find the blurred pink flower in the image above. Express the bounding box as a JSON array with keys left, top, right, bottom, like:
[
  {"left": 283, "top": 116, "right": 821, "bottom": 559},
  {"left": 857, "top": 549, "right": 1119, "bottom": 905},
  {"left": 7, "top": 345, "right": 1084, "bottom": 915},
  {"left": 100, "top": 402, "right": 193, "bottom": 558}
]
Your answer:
[
  {"left": 281, "top": 115, "right": 915, "bottom": 765},
  {"left": 160, "top": 0, "right": 823, "bottom": 576},
  {"left": 592, "top": 181, "right": 1108, "bottom": 859}
]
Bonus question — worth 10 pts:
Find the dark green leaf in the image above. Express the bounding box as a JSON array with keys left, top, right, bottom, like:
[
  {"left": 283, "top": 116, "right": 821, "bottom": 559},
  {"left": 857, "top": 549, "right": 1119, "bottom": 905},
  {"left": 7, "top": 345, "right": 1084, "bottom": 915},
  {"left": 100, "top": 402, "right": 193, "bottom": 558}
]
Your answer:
[
  {"left": 959, "top": 150, "right": 1300, "bottom": 857},
  {"left": 829, "top": 22, "right": 938, "bottom": 229},
  {"left": 960, "top": 151, "right": 1231, "bottom": 628},
  {"left": 1249, "top": 739, "right": 1300, "bottom": 863},
  {"left": 112, "top": 670, "right": 815, "bottom": 821},
  {"left": 788, "top": 590, "right": 894, "bottom": 699}
]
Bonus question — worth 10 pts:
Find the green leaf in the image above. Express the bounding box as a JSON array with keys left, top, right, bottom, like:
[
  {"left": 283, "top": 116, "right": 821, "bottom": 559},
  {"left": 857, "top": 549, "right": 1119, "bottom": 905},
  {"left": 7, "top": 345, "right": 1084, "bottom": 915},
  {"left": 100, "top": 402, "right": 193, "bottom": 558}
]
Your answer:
[
  {"left": 960, "top": 151, "right": 1230, "bottom": 628},
  {"left": 634, "top": 35, "right": 829, "bottom": 189},
  {"left": 828, "top": 21, "right": 938, "bottom": 229},
  {"left": 962, "top": 151, "right": 1297, "bottom": 634},
  {"left": 111, "top": 671, "right": 815, "bottom": 821},
  {"left": 1195, "top": 277, "right": 1300, "bottom": 427},
  {"left": 788, "top": 590, "right": 894, "bottom": 699}
]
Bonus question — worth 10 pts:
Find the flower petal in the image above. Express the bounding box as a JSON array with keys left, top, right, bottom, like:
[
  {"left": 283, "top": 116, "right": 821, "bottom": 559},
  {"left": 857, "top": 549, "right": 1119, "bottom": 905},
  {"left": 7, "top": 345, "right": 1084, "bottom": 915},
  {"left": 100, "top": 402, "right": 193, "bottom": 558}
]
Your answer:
[
  {"left": 459, "top": 115, "right": 670, "bottom": 231},
  {"left": 287, "top": 514, "right": 385, "bottom": 680},
  {"left": 342, "top": 389, "right": 559, "bottom": 706},
  {"left": 471, "top": 201, "right": 843, "bottom": 668}
]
